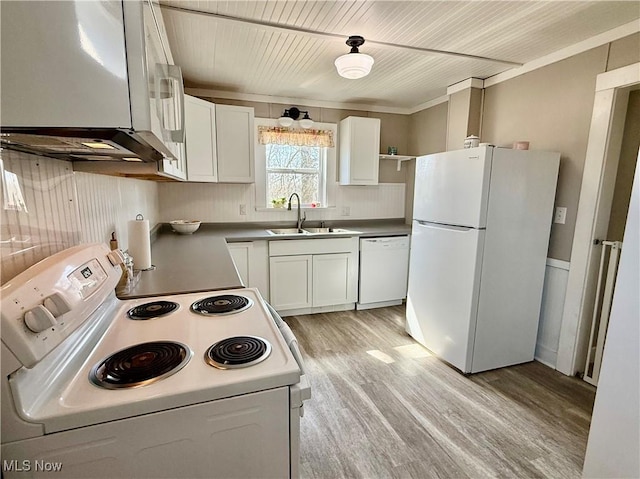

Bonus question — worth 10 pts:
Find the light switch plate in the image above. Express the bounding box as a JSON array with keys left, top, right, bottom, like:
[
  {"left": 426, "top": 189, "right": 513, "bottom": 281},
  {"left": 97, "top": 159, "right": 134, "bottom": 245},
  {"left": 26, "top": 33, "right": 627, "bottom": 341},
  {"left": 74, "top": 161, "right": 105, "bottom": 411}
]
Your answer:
[{"left": 554, "top": 207, "right": 567, "bottom": 224}]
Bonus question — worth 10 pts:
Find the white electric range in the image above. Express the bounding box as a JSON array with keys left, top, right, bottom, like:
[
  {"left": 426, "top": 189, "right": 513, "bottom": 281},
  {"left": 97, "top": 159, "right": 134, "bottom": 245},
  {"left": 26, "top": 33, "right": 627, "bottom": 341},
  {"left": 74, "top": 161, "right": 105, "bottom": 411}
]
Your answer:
[{"left": 1, "top": 243, "right": 310, "bottom": 478}]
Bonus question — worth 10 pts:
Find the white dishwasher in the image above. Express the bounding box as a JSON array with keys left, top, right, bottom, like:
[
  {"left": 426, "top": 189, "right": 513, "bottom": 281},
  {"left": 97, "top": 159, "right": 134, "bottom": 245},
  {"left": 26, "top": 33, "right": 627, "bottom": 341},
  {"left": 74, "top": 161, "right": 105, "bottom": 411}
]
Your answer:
[{"left": 357, "top": 235, "right": 410, "bottom": 310}]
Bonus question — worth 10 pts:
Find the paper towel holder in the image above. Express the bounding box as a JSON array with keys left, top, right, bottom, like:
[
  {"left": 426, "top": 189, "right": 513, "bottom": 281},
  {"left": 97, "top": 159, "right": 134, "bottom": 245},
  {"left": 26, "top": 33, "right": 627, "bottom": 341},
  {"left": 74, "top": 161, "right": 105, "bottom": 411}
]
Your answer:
[{"left": 130, "top": 214, "right": 156, "bottom": 272}]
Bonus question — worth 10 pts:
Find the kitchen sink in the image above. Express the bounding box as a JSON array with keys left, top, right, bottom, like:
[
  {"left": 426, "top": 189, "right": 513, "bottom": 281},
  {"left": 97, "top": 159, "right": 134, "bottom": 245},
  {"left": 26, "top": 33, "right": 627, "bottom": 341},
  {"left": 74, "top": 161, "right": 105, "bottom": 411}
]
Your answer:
[
  {"left": 267, "top": 228, "right": 310, "bottom": 235},
  {"left": 304, "top": 227, "right": 361, "bottom": 235},
  {"left": 267, "top": 227, "right": 361, "bottom": 235}
]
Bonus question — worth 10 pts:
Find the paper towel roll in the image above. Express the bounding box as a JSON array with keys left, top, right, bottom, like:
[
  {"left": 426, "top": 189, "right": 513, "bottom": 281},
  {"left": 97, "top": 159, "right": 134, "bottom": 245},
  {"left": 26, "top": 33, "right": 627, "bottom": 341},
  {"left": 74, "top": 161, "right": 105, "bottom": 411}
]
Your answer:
[{"left": 128, "top": 216, "right": 152, "bottom": 270}]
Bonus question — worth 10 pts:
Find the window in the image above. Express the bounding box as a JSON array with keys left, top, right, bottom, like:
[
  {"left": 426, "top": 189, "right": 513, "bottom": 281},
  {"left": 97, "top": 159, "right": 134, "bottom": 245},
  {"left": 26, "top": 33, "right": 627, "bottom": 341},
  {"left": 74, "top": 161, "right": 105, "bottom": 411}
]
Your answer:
[
  {"left": 255, "top": 119, "right": 337, "bottom": 210},
  {"left": 265, "top": 144, "right": 325, "bottom": 207}
]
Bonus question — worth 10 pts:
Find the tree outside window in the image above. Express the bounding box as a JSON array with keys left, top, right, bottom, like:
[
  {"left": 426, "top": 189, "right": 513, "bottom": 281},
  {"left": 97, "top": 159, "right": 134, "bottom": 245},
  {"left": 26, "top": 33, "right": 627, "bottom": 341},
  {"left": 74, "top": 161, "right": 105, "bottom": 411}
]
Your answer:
[{"left": 266, "top": 144, "right": 325, "bottom": 207}]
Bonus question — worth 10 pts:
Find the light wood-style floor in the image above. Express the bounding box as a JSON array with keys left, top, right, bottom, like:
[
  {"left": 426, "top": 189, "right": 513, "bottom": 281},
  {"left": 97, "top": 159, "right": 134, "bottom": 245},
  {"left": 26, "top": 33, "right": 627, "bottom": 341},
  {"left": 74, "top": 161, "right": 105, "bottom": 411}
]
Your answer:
[{"left": 286, "top": 305, "right": 596, "bottom": 479}]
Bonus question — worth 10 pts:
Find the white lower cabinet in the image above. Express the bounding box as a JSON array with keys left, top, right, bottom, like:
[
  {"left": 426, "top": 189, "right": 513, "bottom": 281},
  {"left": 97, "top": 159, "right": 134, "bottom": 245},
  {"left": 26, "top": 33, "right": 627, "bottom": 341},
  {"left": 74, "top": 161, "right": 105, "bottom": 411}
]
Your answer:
[
  {"left": 269, "top": 238, "right": 358, "bottom": 314},
  {"left": 269, "top": 255, "right": 313, "bottom": 310},
  {"left": 227, "top": 241, "right": 270, "bottom": 301},
  {"left": 312, "top": 253, "right": 352, "bottom": 307}
]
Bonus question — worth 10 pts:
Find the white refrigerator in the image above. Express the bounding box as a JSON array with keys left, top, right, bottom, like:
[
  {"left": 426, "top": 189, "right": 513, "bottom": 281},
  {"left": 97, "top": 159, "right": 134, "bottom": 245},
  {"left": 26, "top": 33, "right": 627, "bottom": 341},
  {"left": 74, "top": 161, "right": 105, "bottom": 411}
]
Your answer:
[{"left": 406, "top": 146, "right": 560, "bottom": 373}]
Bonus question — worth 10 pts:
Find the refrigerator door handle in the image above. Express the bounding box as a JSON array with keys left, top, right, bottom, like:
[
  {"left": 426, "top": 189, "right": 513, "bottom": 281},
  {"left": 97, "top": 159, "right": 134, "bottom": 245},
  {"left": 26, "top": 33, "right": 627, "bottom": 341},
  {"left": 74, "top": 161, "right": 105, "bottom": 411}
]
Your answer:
[{"left": 416, "top": 220, "right": 476, "bottom": 232}]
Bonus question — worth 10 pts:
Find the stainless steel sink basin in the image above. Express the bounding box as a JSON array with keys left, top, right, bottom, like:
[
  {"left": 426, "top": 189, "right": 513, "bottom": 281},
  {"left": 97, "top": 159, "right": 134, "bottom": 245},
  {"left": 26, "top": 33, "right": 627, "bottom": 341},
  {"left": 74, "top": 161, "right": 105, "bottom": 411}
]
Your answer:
[
  {"left": 267, "top": 228, "right": 310, "bottom": 235},
  {"left": 304, "top": 227, "right": 361, "bottom": 235}
]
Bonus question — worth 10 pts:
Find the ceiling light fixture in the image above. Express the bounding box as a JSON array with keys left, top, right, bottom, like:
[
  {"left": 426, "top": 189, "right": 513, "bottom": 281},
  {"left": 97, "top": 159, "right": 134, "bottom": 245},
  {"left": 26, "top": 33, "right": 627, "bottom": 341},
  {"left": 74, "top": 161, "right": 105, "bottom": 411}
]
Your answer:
[
  {"left": 278, "top": 107, "right": 314, "bottom": 129},
  {"left": 334, "top": 35, "right": 374, "bottom": 80}
]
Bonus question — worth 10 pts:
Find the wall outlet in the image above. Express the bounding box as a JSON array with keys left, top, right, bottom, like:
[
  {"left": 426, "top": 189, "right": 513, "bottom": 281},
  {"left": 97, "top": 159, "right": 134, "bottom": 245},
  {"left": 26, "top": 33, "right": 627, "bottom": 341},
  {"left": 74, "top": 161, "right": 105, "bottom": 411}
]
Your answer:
[
  {"left": 341, "top": 206, "right": 350, "bottom": 216},
  {"left": 239, "top": 204, "right": 247, "bottom": 215},
  {"left": 554, "top": 206, "right": 567, "bottom": 224}
]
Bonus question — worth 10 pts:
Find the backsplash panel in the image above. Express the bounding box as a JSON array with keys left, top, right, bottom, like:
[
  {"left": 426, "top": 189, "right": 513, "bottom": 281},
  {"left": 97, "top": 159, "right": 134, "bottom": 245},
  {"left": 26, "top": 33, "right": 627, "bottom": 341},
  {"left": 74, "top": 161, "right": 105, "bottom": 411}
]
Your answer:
[
  {"left": 0, "top": 150, "right": 159, "bottom": 284},
  {"left": 1, "top": 150, "right": 81, "bottom": 284},
  {"left": 75, "top": 172, "right": 159, "bottom": 251},
  {"left": 158, "top": 182, "right": 405, "bottom": 223}
]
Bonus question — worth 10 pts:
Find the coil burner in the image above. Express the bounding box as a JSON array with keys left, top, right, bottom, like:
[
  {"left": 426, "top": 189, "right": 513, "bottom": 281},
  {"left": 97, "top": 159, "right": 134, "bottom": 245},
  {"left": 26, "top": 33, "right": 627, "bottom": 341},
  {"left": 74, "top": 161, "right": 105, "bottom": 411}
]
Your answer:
[
  {"left": 190, "top": 295, "right": 253, "bottom": 316},
  {"left": 127, "top": 301, "right": 179, "bottom": 320},
  {"left": 205, "top": 336, "right": 271, "bottom": 369},
  {"left": 90, "top": 341, "right": 192, "bottom": 389}
]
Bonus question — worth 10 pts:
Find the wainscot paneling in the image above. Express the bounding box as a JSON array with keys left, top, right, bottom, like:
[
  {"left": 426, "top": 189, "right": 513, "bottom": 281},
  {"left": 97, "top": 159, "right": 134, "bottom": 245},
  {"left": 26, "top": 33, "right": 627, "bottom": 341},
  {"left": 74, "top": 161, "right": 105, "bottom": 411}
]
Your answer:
[
  {"left": 0, "top": 150, "right": 81, "bottom": 284},
  {"left": 0, "top": 149, "right": 160, "bottom": 284},
  {"left": 535, "top": 258, "right": 571, "bottom": 368},
  {"left": 75, "top": 172, "right": 159, "bottom": 252},
  {"left": 158, "top": 183, "right": 405, "bottom": 223}
]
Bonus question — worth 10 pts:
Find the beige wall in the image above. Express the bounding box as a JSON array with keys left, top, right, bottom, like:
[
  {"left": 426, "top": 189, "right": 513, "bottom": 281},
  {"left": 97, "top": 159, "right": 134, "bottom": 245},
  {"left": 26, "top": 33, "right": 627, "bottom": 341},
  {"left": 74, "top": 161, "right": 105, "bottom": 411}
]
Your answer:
[
  {"left": 606, "top": 32, "right": 640, "bottom": 71},
  {"left": 607, "top": 89, "right": 640, "bottom": 241},
  {"left": 446, "top": 87, "right": 483, "bottom": 151},
  {"left": 408, "top": 101, "right": 448, "bottom": 157},
  {"left": 482, "top": 46, "right": 609, "bottom": 261},
  {"left": 405, "top": 101, "right": 449, "bottom": 222}
]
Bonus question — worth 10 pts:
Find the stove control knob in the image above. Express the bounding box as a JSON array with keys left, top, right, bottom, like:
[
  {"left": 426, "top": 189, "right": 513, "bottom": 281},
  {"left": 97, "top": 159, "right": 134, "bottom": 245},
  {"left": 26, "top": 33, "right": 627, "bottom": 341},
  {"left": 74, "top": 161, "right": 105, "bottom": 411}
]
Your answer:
[
  {"left": 43, "top": 293, "right": 72, "bottom": 318},
  {"left": 24, "top": 305, "right": 57, "bottom": 333},
  {"left": 107, "top": 250, "right": 125, "bottom": 266}
]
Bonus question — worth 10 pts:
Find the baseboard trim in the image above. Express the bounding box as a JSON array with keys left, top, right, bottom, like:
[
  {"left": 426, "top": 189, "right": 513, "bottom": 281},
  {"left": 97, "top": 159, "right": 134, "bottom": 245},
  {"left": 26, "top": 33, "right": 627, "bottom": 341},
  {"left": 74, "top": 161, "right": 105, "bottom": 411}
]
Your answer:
[
  {"left": 534, "top": 344, "right": 558, "bottom": 369},
  {"left": 356, "top": 299, "right": 403, "bottom": 310},
  {"left": 278, "top": 303, "right": 355, "bottom": 317}
]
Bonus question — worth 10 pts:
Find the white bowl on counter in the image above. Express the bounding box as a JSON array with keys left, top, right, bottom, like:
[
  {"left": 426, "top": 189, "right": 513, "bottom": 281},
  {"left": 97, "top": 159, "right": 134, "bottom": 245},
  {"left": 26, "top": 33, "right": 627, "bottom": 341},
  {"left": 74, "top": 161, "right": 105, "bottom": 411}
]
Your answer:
[{"left": 170, "top": 220, "right": 201, "bottom": 234}]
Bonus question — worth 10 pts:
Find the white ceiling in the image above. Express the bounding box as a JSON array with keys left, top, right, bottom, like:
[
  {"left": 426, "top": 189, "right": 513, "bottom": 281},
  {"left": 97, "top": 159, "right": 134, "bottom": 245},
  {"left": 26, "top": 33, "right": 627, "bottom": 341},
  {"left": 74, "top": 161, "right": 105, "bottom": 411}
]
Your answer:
[{"left": 159, "top": 1, "right": 639, "bottom": 112}]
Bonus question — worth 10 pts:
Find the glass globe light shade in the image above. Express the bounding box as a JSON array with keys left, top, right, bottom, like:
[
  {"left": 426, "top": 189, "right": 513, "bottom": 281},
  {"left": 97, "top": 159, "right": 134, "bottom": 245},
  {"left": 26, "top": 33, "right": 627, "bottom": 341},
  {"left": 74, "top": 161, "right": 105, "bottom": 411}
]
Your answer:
[
  {"left": 278, "top": 116, "right": 294, "bottom": 127},
  {"left": 334, "top": 52, "right": 374, "bottom": 79},
  {"left": 299, "top": 113, "right": 314, "bottom": 129}
]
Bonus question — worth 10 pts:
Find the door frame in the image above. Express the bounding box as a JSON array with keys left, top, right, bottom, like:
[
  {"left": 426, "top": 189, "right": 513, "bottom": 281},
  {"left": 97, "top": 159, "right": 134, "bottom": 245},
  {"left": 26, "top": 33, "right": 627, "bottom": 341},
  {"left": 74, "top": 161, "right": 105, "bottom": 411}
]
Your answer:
[{"left": 556, "top": 63, "right": 640, "bottom": 376}]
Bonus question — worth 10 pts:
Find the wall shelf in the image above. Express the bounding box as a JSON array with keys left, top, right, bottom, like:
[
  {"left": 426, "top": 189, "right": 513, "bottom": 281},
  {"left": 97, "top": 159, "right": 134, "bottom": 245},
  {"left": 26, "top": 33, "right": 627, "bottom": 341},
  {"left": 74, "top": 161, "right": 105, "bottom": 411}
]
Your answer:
[{"left": 379, "top": 154, "right": 415, "bottom": 171}]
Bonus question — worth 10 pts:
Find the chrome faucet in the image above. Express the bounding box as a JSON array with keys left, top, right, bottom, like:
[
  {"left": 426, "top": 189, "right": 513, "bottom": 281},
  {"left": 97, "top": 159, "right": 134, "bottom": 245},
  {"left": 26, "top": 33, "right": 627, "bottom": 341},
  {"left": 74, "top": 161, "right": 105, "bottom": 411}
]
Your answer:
[{"left": 287, "top": 193, "right": 306, "bottom": 232}]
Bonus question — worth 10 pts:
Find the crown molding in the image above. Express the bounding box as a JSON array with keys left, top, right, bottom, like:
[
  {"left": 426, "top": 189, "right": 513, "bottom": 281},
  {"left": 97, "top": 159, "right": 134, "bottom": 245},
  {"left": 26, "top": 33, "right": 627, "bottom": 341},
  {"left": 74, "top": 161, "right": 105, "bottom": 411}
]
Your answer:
[
  {"left": 406, "top": 95, "right": 450, "bottom": 115},
  {"left": 447, "top": 78, "right": 485, "bottom": 95}
]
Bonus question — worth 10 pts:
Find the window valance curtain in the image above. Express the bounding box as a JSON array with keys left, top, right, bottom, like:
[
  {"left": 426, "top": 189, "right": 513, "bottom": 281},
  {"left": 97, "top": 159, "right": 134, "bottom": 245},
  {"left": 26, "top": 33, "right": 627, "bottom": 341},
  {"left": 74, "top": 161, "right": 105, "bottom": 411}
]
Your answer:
[{"left": 258, "top": 126, "right": 335, "bottom": 148}]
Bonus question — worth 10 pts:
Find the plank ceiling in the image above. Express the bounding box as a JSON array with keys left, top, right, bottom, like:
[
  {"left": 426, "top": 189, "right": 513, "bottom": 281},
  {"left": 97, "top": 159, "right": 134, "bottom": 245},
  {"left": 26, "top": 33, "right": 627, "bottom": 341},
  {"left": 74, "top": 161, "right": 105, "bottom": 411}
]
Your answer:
[{"left": 159, "top": 1, "right": 639, "bottom": 111}]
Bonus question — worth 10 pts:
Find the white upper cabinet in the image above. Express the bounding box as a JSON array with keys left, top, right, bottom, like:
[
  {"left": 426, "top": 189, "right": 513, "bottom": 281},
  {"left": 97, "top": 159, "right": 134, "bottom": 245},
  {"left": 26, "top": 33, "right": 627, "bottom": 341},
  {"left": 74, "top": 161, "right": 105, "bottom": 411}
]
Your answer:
[
  {"left": 185, "top": 97, "right": 255, "bottom": 183},
  {"left": 185, "top": 95, "right": 218, "bottom": 182},
  {"left": 216, "top": 104, "right": 255, "bottom": 183},
  {"left": 339, "top": 116, "right": 381, "bottom": 185}
]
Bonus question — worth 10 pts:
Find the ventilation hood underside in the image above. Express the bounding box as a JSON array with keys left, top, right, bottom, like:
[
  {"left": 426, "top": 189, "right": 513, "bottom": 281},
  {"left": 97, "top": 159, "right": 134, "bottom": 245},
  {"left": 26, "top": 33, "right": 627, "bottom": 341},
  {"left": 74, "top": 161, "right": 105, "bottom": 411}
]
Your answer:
[{"left": 0, "top": 129, "right": 164, "bottom": 163}]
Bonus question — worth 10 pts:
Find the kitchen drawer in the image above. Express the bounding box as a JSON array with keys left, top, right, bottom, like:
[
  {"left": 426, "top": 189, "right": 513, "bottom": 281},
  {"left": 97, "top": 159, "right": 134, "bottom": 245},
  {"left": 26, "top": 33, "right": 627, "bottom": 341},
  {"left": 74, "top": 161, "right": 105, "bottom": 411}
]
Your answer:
[{"left": 269, "top": 237, "right": 358, "bottom": 256}]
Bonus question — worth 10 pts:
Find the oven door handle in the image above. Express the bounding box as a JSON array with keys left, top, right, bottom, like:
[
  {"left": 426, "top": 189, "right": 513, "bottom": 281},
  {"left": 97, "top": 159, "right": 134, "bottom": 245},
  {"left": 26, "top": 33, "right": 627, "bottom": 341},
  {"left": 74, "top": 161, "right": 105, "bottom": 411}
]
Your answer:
[{"left": 265, "top": 302, "right": 311, "bottom": 410}]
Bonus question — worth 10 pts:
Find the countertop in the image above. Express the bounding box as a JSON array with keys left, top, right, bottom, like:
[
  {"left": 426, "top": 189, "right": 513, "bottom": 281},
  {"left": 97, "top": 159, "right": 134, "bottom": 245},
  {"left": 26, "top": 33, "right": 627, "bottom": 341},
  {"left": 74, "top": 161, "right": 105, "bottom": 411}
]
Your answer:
[
  {"left": 119, "top": 220, "right": 411, "bottom": 299},
  {"left": 119, "top": 235, "right": 243, "bottom": 299},
  {"left": 209, "top": 220, "right": 412, "bottom": 242}
]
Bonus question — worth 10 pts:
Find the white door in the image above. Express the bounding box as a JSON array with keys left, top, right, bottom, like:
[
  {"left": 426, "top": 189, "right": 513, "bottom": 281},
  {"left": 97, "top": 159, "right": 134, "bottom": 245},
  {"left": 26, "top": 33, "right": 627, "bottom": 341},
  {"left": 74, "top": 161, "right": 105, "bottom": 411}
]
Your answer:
[
  {"left": 406, "top": 220, "right": 485, "bottom": 373},
  {"left": 312, "top": 253, "right": 351, "bottom": 307},
  {"left": 269, "top": 255, "right": 312, "bottom": 310},
  {"left": 413, "top": 146, "right": 492, "bottom": 228}
]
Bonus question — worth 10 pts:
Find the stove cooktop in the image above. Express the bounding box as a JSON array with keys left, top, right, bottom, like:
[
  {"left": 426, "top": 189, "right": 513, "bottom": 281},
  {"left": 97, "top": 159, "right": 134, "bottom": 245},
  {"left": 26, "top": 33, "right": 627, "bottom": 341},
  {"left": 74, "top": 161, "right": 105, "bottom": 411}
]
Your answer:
[{"left": 15, "top": 288, "right": 301, "bottom": 434}]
